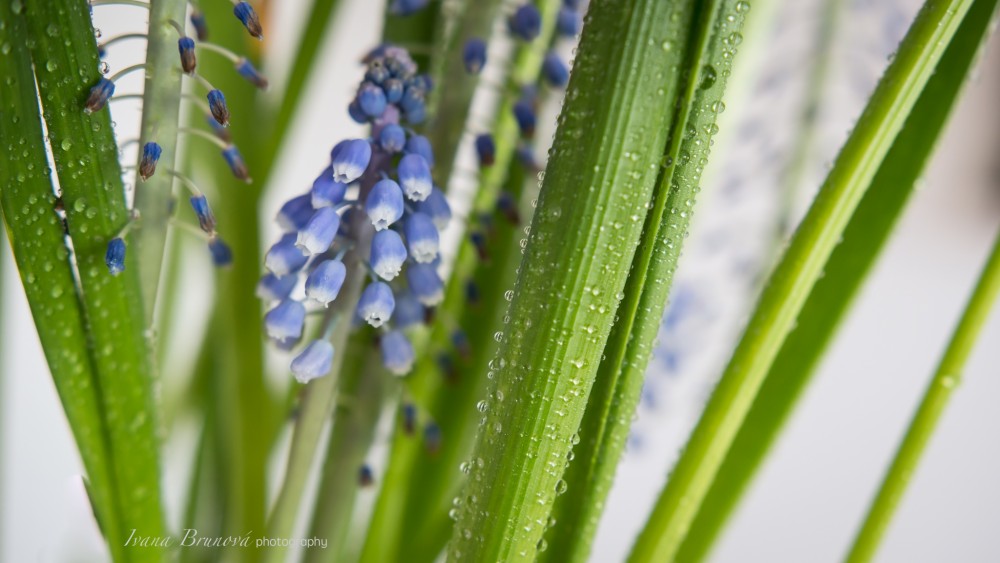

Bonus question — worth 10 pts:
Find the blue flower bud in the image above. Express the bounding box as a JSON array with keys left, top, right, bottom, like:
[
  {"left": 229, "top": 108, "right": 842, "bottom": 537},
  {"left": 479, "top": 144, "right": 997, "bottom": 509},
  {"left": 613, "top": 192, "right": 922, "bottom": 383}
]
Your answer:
[
  {"left": 178, "top": 37, "right": 197, "bottom": 74},
  {"left": 365, "top": 59, "right": 391, "bottom": 84},
  {"left": 542, "top": 52, "right": 570, "bottom": 87},
  {"left": 452, "top": 329, "right": 471, "bottom": 360},
  {"left": 190, "top": 9, "right": 209, "bottom": 41},
  {"left": 265, "top": 233, "right": 308, "bottom": 275},
  {"left": 105, "top": 237, "right": 126, "bottom": 275},
  {"left": 475, "top": 133, "right": 496, "bottom": 167},
  {"left": 370, "top": 229, "right": 407, "bottom": 281},
  {"left": 311, "top": 167, "right": 348, "bottom": 208},
  {"left": 330, "top": 139, "right": 372, "bottom": 183},
  {"left": 556, "top": 6, "right": 581, "bottom": 36},
  {"left": 403, "top": 134, "right": 434, "bottom": 167},
  {"left": 403, "top": 103, "right": 426, "bottom": 125},
  {"left": 381, "top": 330, "right": 415, "bottom": 375},
  {"left": 424, "top": 422, "right": 441, "bottom": 454},
  {"left": 348, "top": 100, "right": 368, "bottom": 124},
  {"left": 365, "top": 178, "right": 405, "bottom": 231},
  {"left": 513, "top": 98, "right": 536, "bottom": 136},
  {"left": 404, "top": 212, "right": 439, "bottom": 263},
  {"left": 206, "top": 113, "right": 232, "bottom": 143},
  {"left": 277, "top": 194, "right": 315, "bottom": 232},
  {"left": 189, "top": 195, "right": 216, "bottom": 233},
  {"left": 291, "top": 339, "right": 335, "bottom": 383},
  {"left": 383, "top": 78, "right": 404, "bottom": 103},
  {"left": 358, "top": 82, "right": 388, "bottom": 118},
  {"left": 465, "top": 280, "right": 480, "bottom": 305},
  {"left": 410, "top": 74, "right": 433, "bottom": 92},
  {"left": 233, "top": 1, "right": 263, "bottom": 40},
  {"left": 357, "top": 281, "right": 395, "bottom": 327},
  {"left": 516, "top": 144, "right": 539, "bottom": 170},
  {"left": 402, "top": 402, "right": 417, "bottom": 434},
  {"left": 393, "top": 290, "right": 425, "bottom": 328},
  {"left": 265, "top": 299, "right": 306, "bottom": 343},
  {"left": 305, "top": 259, "right": 347, "bottom": 306},
  {"left": 438, "top": 353, "right": 457, "bottom": 381},
  {"left": 378, "top": 124, "right": 406, "bottom": 153},
  {"left": 138, "top": 142, "right": 162, "bottom": 181},
  {"left": 407, "top": 263, "right": 444, "bottom": 306},
  {"left": 470, "top": 231, "right": 489, "bottom": 261},
  {"left": 222, "top": 145, "right": 250, "bottom": 182},
  {"left": 415, "top": 188, "right": 452, "bottom": 230},
  {"left": 358, "top": 464, "right": 374, "bottom": 487},
  {"left": 84, "top": 78, "right": 115, "bottom": 114},
  {"left": 257, "top": 272, "right": 298, "bottom": 302},
  {"left": 390, "top": 0, "right": 430, "bottom": 16},
  {"left": 236, "top": 58, "right": 269, "bottom": 89},
  {"left": 463, "top": 38, "right": 487, "bottom": 74},
  {"left": 297, "top": 207, "right": 341, "bottom": 256},
  {"left": 207, "top": 89, "right": 230, "bottom": 127},
  {"left": 208, "top": 236, "right": 233, "bottom": 267},
  {"left": 397, "top": 153, "right": 432, "bottom": 201},
  {"left": 509, "top": 4, "right": 542, "bottom": 41}
]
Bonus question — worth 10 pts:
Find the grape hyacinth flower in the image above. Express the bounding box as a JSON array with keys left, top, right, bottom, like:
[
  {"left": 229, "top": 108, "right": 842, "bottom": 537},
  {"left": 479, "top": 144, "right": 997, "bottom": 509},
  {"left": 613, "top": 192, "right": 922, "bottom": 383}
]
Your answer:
[
  {"left": 207, "top": 89, "right": 230, "bottom": 126},
  {"left": 189, "top": 195, "right": 217, "bottom": 233},
  {"left": 407, "top": 263, "right": 444, "bottom": 306},
  {"left": 381, "top": 330, "right": 415, "bottom": 375},
  {"left": 266, "top": 233, "right": 308, "bottom": 276},
  {"left": 557, "top": 5, "right": 582, "bottom": 37},
  {"left": 265, "top": 299, "right": 306, "bottom": 343},
  {"left": 475, "top": 133, "right": 496, "bottom": 167},
  {"left": 397, "top": 153, "right": 433, "bottom": 201},
  {"left": 297, "top": 207, "right": 341, "bottom": 256},
  {"left": 542, "top": 51, "right": 570, "bottom": 87},
  {"left": 84, "top": 78, "right": 115, "bottom": 114},
  {"left": 365, "top": 179, "right": 405, "bottom": 231},
  {"left": 331, "top": 139, "right": 373, "bottom": 183},
  {"left": 311, "top": 168, "right": 348, "bottom": 208},
  {"left": 305, "top": 260, "right": 347, "bottom": 306},
  {"left": 236, "top": 58, "right": 269, "bottom": 89},
  {"left": 358, "top": 282, "right": 395, "bottom": 328},
  {"left": 404, "top": 213, "right": 439, "bottom": 263},
  {"left": 208, "top": 236, "right": 233, "bottom": 267},
  {"left": 509, "top": 4, "right": 542, "bottom": 41},
  {"left": 291, "top": 340, "right": 335, "bottom": 384},
  {"left": 370, "top": 229, "right": 408, "bottom": 281},
  {"left": 190, "top": 9, "right": 209, "bottom": 41},
  {"left": 463, "top": 38, "right": 487, "bottom": 74},
  {"left": 105, "top": 238, "right": 127, "bottom": 276},
  {"left": 233, "top": 1, "right": 263, "bottom": 40},
  {"left": 138, "top": 142, "right": 162, "bottom": 181},
  {"left": 257, "top": 273, "right": 298, "bottom": 302},
  {"left": 178, "top": 37, "right": 197, "bottom": 74}
]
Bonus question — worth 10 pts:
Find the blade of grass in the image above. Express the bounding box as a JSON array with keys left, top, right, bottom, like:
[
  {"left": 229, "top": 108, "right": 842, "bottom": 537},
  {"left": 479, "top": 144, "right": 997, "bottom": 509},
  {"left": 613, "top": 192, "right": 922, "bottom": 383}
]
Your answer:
[
  {"left": 629, "top": 1, "right": 978, "bottom": 560},
  {"left": 676, "top": 1, "right": 1000, "bottom": 559}
]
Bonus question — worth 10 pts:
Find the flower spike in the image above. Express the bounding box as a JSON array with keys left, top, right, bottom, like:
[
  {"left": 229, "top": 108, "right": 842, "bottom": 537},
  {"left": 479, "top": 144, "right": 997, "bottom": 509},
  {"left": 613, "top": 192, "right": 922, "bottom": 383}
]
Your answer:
[{"left": 233, "top": 1, "right": 263, "bottom": 40}]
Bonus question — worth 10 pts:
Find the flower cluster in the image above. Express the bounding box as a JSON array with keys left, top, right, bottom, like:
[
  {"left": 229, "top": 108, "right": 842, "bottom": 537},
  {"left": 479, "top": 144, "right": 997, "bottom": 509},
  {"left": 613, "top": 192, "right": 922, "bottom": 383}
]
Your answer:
[{"left": 261, "top": 46, "right": 452, "bottom": 384}]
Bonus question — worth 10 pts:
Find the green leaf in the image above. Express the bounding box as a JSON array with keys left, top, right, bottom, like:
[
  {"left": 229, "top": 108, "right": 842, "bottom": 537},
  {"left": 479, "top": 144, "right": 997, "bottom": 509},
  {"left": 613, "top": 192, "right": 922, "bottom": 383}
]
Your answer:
[
  {"left": 446, "top": 0, "right": 746, "bottom": 558},
  {"left": 629, "top": 1, "right": 980, "bottom": 560},
  {"left": 543, "top": 1, "right": 749, "bottom": 560},
  {"left": 676, "top": 0, "right": 1000, "bottom": 559}
]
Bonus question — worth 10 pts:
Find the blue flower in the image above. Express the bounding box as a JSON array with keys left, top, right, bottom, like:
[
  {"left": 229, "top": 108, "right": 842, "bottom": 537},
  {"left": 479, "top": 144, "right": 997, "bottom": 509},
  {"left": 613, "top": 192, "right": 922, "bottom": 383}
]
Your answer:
[
  {"left": 257, "top": 272, "right": 298, "bottom": 302},
  {"left": 399, "top": 86, "right": 426, "bottom": 124},
  {"left": 311, "top": 167, "right": 348, "bottom": 208},
  {"left": 208, "top": 236, "right": 233, "bottom": 266},
  {"left": 277, "top": 194, "right": 315, "bottom": 231},
  {"left": 358, "top": 82, "right": 388, "bottom": 118},
  {"left": 390, "top": 0, "right": 430, "bottom": 16},
  {"left": 233, "top": 1, "right": 263, "bottom": 40},
  {"left": 178, "top": 37, "right": 197, "bottom": 74},
  {"left": 190, "top": 9, "right": 208, "bottom": 41},
  {"left": 513, "top": 98, "right": 536, "bottom": 136},
  {"left": 207, "top": 89, "right": 230, "bottom": 127},
  {"left": 378, "top": 124, "right": 406, "bottom": 153},
  {"left": 509, "top": 4, "right": 542, "bottom": 41},
  {"left": 393, "top": 290, "right": 425, "bottom": 328},
  {"left": 397, "top": 153, "right": 432, "bottom": 201},
  {"left": 475, "top": 133, "right": 495, "bottom": 167},
  {"left": 357, "top": 281, "right": 395, "bottom": 328},
  {"left": 402, "top": 402, "right": 417, "bottom": 434},
  {"left": 403, "top": 212, "right": 439, "bottom": 263},
  {"left": 265, "top": 233, "right": 308, "bottom": 275},
  {"left": 305, "top": 259, "right": 347, "bottom": 306},
  {"left": 236, "top": 58, "right": 269, "bottom": 89},
  {"left": 358, "top": 465, "right": 374, "bottom": 486},
  {"left": 463, "top": 38, "right": 487, "bottom": 74},
  {"left": 404, "top": 134, "right": 434, "bottom": 167},
  {"left": 291, "top": 340, "right": 335, "bottom": 383},
  {"left": 381, "top": 330, "right": 415, "bottom": 375},
  {"left": 415, "top": 189, "right": 452, "bottom": 230},
  {"left": 542, "top": 52, "right": 570, "bottom": 87},
  {"left": 105, "top": 237, "right": 126, "bottom": 275},
  {"left": 365, "top": 178, "right": 405, "bottom": 231},
  {"left": 297, "top": 207, "right": 341, "bottom": 256},
  {"left": 138, "top": 142, "right": 162, "bottom": 181},
  {"left": 366, "top": 59, "right": 391, "bottom": 84},
  {"left": 265, "top": 299, "right": 306, "bottom": 343},
  {"left": 406, "top": 263, "right": 444, "bottom": 306},
  {"left": 222, "top": 145, "right": 250, "bottom": 182},
  {"left": 331, "top": 139, "right": 372, "bottom": 183},
  {"left": 424, "top": 422, "right": 442, "bottom": 453},
  {"left": 370, "top": 229, "right": 407, "bottom": 281},
  {"left": 497, "top": 191, "right": 521, "bottom": 224},
  {"left": 189, "top": 195, "right": 216, "bottom": 233},
  {"left": 348, "top": 101, "right": 367, "bottom": 124},
  {"left": 556, "top": 6, "right": 581, "bottom": 36},
  {"left": 383, "top": 78, "right": 404, "bottom": 104},
  {"left": 84, "top": 78, "right": 115, "bottom": 114}
]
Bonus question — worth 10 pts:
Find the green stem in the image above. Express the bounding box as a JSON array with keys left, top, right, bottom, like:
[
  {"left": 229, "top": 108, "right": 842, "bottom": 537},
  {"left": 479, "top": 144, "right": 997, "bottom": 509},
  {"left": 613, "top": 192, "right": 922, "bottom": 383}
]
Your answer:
[
  {"left": 846, "top": 228, "right": 1000, "bottom": 561},
  {"left": 629, "top": 1, "right": 976, "bottom": 560}
]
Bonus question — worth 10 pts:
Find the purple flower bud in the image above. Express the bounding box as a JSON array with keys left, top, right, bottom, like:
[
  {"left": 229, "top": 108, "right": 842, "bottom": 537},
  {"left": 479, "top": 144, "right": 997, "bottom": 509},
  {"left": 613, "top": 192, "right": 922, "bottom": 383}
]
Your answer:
[
  {"left": 348, "top": 101, "right": 368, "bottom": 124},
  {"left": 277, "top": 194, "right": 314, "bottom": 232},
  {"left": 236, "top": 58, "right": 269, "bottom": 89},
  {"left": 404, "top": 134, "right": 434, "bottom": 167},
  {"left": 393, "top": 290, "right": 425, "bottom": 328},
  {"left": 311, "top": 167, "right": 348, "bottom": 208},
  {"left": 265, "top": 233, "right": 308, "bottom": 275},
  {"left": 222, "top": 145, "right": 250, "bottom": 182},
  {"left": 178, "top": 37, "right": 197, "bottom": 74},
  {"left": 497, "top": 191, "right": 521, "bottom": 224},
  {"left": 370, "top": 229, "right": 407, "bottom": 281},
  {"left": 404, "top": 212, "right": 439, "bottom": 263},
  {"left": 208, "top": 236, "right": 233, "bottom": 267},
  {"left": 330, "top": 139, "right": 372, "bottom": 184},
  {"left": 378, "top": 124, "right": 406, "bottom": 153},
  {"left": 509, "top": 4, "right": 542, "bottom": 41},
  {"left": 257, "top": 273, "right": 298, "bottom": 302},
  {"left": 233, "top": 1, "right": 263, "bottom": 40},
  {"left": 402, "top": 402, "right": 417, "bottom": 434},
  {"left": 513, "top": 98, "right": 536, "bottom": 136},
  {"left": 305, "top": 259, "right": 347, "bottom": 306},
  {"left": 190, "top": 9, "right": 209, "bottom": 41},
  {"left": 366, "top": 59, "right": 391, "bottom": 84},
  {"left": 138, "top": 142, "right": 162, "bottom": 181},
  {"left": 297, "top": 207, "right": 341, "bottom": 256},
  {"left": 542, "top": 52, "right": 570, "bottom": 87},
  {"left": 415, "top": 188, "right": 452, "bottom": 230},
  {"left": 463, "top": 38, "right": 487, "bottom": 74},
  {"left": 84, "top": 78, "right": 115, "bottom": 114},
  {"left": 358, "top": 82, "right": 388, "bottom": 118},
  {"left": 470, "top": 231, "right": 489, "bottom": 261},
  {"left": 407, "top": 263, "right": 444, "bottom": 306},
  {"left": 381, "top": 330, "right": 415, "bottom": 375},
  {"left": 358, "top": 464, "right": 374, "bottom": 486},
  {"left": 424, "top": 422, "right": 441, "bottom": 453},
  {"left": 207, "top": 89, "right": 230, "bottom": 126},
  {"left": 265, "top": 299, "right": 306, "bottom": 343},
  {"left": 475, "top": 133, "right": 495, "bottom": 167},
  {"left": 397, "top": 153, "right": 432, "bottom": 201},
  {"left": 105, "top": 237, "right": 126, "bottom": 275},
  {"left": 556, "top": 6, "right": 582, "bottom": 37},
  {"left": 291, "top": 340, "right": 335, "bottom": 383},
  {"left": 357, "top": 281, "right": 395, "bottom": 328},
  {"left": 365, "top": 179, "right": 405, "bottom": 231},
  {"left": 465, "top": 280, "right": 480, "bottom": 305},
  {"left": 189, "top": 195, "right": 216, "bottom": 233},
  {"left": 383, "top": 78, "right": 404, "bottom": 104}
]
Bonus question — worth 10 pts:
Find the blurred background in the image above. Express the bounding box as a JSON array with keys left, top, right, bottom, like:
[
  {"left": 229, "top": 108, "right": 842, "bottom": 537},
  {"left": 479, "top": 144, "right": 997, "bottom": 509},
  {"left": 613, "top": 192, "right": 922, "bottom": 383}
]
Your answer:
[{"left": 3, "top": 0, "right": 999, "bottom": 561}]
